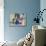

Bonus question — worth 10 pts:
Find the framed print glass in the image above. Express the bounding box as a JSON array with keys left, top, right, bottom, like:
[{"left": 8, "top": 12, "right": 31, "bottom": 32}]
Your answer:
[{"left": 9, "top": 13, "right": 26, "bottom": 27}]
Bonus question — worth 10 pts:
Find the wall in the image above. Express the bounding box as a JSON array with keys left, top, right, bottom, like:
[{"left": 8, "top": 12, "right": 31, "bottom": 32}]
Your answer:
[
  {"left": 40, "top": 0, "right": 46, "bottom": 27},
  {"left": 4, "top": 0, "right": 40, "bottom": 42},
  {"left": 0, "top": 0, "right": 4, "bottom": 42}
]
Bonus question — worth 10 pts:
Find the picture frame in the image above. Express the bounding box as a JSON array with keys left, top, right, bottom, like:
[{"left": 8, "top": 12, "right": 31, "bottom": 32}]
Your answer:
[{"left": 9, "top": 13, "right": 27, "bottom": 27}]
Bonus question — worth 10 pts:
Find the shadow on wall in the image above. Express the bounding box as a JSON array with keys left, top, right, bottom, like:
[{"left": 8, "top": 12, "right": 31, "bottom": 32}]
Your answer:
[{"left": 4, "top": 0, "right": 40, "bottom": 42}]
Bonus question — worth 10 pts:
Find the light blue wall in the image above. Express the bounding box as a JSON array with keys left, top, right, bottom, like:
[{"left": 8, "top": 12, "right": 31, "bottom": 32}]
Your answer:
[
  {"left": 4, "top": 0, "right": 40, "bottom": 42},
  {"left": 40, "top": 0, "right": 46, "bottom": 27}
]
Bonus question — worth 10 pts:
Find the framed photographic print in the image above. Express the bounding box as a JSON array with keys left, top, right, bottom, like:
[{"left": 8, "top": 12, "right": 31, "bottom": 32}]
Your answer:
[{"left": 9, "top": 13, "right": 26, "bottom": 27}]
